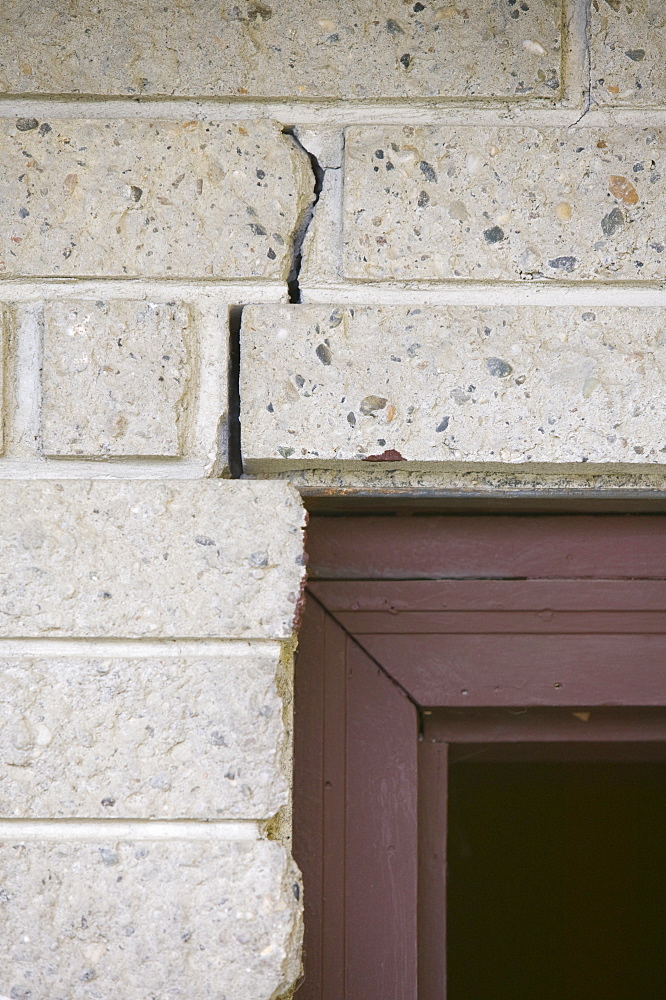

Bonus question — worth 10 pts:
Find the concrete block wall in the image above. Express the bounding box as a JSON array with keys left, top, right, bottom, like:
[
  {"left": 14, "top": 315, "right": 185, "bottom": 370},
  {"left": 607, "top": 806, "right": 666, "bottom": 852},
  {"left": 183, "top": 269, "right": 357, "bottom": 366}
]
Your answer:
[{"left": 0, "top": 2, "right": 663, "bottom": 996}]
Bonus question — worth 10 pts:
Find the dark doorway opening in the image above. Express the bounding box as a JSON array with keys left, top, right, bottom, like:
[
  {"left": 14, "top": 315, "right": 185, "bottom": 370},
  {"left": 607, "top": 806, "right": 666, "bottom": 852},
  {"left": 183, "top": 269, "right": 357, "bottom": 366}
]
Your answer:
[{"left": 447, "top": 755, "right": 666, "bottom": 1000}]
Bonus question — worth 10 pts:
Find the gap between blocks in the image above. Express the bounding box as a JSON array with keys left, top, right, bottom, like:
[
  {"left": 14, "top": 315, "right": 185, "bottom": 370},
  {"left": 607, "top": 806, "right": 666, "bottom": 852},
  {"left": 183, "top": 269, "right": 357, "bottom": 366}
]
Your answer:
[{"left": 228, "top": 129, "right": 326, "bottom": 477}]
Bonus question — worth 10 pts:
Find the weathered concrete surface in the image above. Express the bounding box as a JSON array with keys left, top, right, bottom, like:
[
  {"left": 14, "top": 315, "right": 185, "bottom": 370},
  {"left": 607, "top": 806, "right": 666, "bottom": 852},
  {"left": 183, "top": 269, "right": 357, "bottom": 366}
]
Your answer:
[
  {"left": 0, "top": 0, "right": 563, "bottom": 100},
  {"left": 0, "top": 118, "right": 312, "bottom": 278},
  {"left": 241, "top": 304, "right": 666, "bottom": 467},
  {"left": 0, "top": 644, "right": 288, "bottom": 819},
  {"left": 0, "top": 481, "right": 306, "bottom": 638},
  {"left": 342, "top": 126, "right": 666, "bottom": 281},
  {"left": 0, "top": 838, "right": 301, "bottom": 1000},
  {"left": 591, "top": 0, "right": 666, "bottom": 107},
  {"left": 41, "top": 300, "right": 191, "bottom": 457}
]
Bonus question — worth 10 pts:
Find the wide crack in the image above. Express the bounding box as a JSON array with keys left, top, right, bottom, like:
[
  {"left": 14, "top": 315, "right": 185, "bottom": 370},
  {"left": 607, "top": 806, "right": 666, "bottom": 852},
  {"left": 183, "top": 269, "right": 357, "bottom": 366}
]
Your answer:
[
  {"left": 227, "top": 304, "right": 244, "bottom": 478},
  {"left": 227, "top": 132, "right": 325, "bottom": 478},
  {"left": 281, "top": 127, "right": 325, "bottom": 303}
]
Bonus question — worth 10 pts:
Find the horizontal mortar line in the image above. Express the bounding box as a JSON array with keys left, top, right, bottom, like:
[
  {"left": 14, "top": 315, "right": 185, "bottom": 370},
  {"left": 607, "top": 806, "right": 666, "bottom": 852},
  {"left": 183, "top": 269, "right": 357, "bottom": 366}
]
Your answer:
[
  {"left": 300, "top": 284, "right": 666, "bottom": 307},
  {"left": 0, "top": 102, "right": 659, "bottom": 128},
  {"left": 0, "top": 459, "right": 213, "bottom": 479},
  {"left": 0, "top": 638, "right": 283, "bottom": 656},
  {"left": 583, "top": 109, "right": 666, "bottom": 122},
  {"left": 0, "top": 98, "right": 634, "bottom": 127},
  {"left": 0, "top": 277, "right": 288, "bottom": 292},
  {"left": 0, "top": 94, "right": 576, "bottom": 110},
  {"left": 0, "top": 819, "right": 262, "bottom": 841}
]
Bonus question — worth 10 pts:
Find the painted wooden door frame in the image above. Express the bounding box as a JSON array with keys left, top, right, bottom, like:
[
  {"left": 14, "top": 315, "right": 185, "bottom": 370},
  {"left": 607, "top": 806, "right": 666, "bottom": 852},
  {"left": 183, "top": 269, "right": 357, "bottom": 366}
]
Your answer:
[{"left": 293, "top": 515, "right": 666, "bottom": 1000}]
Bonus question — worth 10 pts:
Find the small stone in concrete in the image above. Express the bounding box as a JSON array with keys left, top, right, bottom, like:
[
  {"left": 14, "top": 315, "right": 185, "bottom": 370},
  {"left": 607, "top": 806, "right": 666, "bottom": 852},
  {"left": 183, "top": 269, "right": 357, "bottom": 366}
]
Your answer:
[
  {"left": 241, "top": 304, "right": 666, "bottom": 468},
  {"left": 342, "top": 126, "right": 666, "bottom": 281},
  {"left": 41, "top": 300, "right": 191, "bottom": 457}
]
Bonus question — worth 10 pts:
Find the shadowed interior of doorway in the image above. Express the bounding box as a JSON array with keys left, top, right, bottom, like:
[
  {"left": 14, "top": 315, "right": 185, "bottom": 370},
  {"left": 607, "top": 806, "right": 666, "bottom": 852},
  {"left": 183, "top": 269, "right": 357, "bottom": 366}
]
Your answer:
[{"left": 447, "top": 758, "right": 666, "bottom": 1000}]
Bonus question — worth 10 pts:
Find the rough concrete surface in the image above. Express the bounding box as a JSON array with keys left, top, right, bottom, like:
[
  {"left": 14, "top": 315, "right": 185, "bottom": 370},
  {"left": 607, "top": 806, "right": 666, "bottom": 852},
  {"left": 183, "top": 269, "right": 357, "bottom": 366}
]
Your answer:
[
  {"left": 0, "top": 0, "right": 563, "bottom": 100},
  {"left": 343, "top": 126, "right": 666, "bottom": 281},
  {"left": 0, "top": 480, "right": 306, "bottom": 638},
  {"left": 591, "top": 0, "right": 666, "bottom": 107},
  {"left": 0, "top": 118, "right": 312, "bottom": 278},
  {"left": 241, "top": 303, "right": 666, "bottom": 467},
  {"left": 0, "top": 838, "right": 302, "bottom": 1000},
  {"left": 41, "top": 300, "right": 191, "bottom": 457},
  {"left": 0, "top": 644, "right": 288, "bottom": 819}
]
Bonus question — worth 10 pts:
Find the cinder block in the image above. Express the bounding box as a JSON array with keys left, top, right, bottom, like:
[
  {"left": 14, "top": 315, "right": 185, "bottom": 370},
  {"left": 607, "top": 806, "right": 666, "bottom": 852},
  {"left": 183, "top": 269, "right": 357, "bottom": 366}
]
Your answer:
[
  {"left": 0, "top": 644, "right": 288, "bottom": 819},
  {"left": 0, "top": 118, "right": 312, "bottom": 278},
  {"left": 241, "top": 304, "right": 666, "bottom": 467},
  {"left": 591, "top": 0, "right": 664, "bottom": 107},
  {"left": 342, "top": 127, "right": 666, "bottom": 281},
  {"left": 41, "top": 300, "right": 191, "bottom": 457},
  {"left": 0, "top": 0, "right": 563, "bottom": 100},
  {"left": 0, "top": 480, "right": 306, "bottom": 638},
  {"left": 0, "top": 838, "right": 301, "bottom": 1000}
]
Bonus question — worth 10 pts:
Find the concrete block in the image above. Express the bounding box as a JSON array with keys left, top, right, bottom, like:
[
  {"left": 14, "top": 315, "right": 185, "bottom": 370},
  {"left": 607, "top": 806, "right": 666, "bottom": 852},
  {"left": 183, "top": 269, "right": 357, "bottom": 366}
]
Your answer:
[
  {"left": 342, "top": 126, "right": 666, "bottom": 281},
  {"left": 0, "top": 480, "right": 306, "bottom": 638},
  {"left": 591, "top": 0, "right": 664, "bottom": 107},
  {"left": 0, "top": 0, "right": 563, "bottom": 100},
  {"left": 41, "top": 300, "right": 191, "bottom": 457},
  {"left": 0, "top": 837, "right": 301, "bottom": 1000},
  {"left": 0, "top": 118, "right": 312, "bottom": 279},
  {"left": 0, "top": 644, "right": 288, "bottom": 819},
  {"left": 241, "top": 303, "right": 666, "bottom": 467}
]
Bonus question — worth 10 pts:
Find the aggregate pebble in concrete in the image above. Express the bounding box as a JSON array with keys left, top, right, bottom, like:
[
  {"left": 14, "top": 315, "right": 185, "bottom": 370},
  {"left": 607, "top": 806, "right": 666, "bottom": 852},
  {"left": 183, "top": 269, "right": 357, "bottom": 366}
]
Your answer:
[
  {"left": 0, "top": 480, "right": 306, "bottom": 638},
  {"left": 241, "top": 304, "right": 666, "bottom": 468},
  {"left": 0, "top": 645, "right": 288, "bottom": 819},
  {"left": 591, "top": 0, "right": 666, "bottom": 107},
  {"left": 0, "top": 118, "right": 312, "bottom": 278},
  {"left": 343, "top": 126, "right": 666, "bottom": 281},
  {"left": 0, "top": 838, "right": 301, "bottom": 1000},
  {"left": 0, "top": 0, "right": 563, "bottom": 100},
  {"left": 41, "top": 300, "right": 191, "bottom": 457}
]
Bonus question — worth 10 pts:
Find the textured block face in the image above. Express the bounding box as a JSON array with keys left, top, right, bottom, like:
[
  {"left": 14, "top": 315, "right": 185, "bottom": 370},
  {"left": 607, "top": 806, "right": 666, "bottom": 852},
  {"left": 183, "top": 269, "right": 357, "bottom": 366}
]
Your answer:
[
  {"left": 0, "top": 645, "right": 288, "bottom": 819},
  {"left": 241, "top": 304, "right": 666, "bottom": 467},
  {"left": 0, "top": 481, "right": 306, "bottom": 638},
  {"left": 0, "top": 118, "right": 311, "bottom": 278},
  {"left": 343, "top": 127, "right": 666, "bottom": 281},
  {"left": 591, "top": 0, "right": 665, "bottom": 107},
  {"left": 0, "top": 838, "right": 301, "bottom": 1000},
  {"left": 0, "top": 0, "right": 563, "bottom": 100},
  {"left": 41, "top": 300, "right": 191, "bottom": 457}
]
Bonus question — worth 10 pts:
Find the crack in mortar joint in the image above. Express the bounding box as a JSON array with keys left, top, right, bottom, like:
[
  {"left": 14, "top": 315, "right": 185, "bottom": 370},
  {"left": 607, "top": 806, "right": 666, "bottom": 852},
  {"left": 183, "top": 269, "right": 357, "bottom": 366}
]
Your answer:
[
  {"left": 281, "top": 127, "right": 325, "bottom": 303},
  {"left": 570, "top": 1, "right": 592, "bottom": 128}
]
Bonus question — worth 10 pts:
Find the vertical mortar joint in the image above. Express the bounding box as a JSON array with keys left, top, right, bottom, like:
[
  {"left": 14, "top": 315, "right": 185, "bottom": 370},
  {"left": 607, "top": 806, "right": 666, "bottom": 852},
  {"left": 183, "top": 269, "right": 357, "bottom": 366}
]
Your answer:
[{"left": 570, "top": 0, "right": 592, "bottom": 127}]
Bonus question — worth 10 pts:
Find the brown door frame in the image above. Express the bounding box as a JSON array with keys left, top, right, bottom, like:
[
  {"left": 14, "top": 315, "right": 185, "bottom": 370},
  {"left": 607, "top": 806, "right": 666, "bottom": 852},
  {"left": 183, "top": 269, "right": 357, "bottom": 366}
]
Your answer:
[{"left": 293, "top": 514, "right": 666, "bottom": 1000}]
